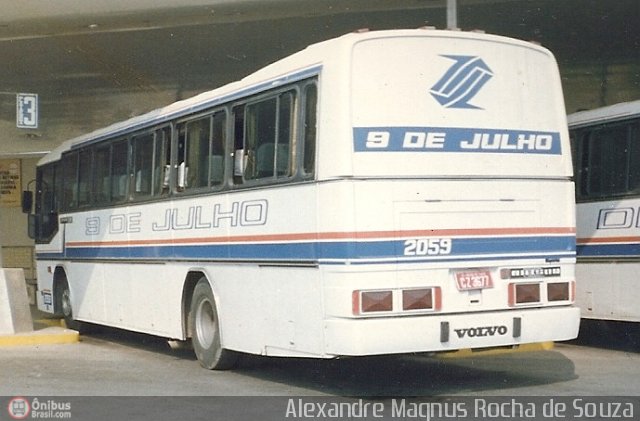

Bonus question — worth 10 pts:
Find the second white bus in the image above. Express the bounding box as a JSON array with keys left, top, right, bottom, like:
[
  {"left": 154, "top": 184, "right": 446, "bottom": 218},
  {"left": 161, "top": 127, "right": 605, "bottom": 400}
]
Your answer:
[
  {"left": 570, "top": 99, "right": 640, "bottom": 322},
  {"left": 25, "top": 28, "right": 579, "bottom": 369}
]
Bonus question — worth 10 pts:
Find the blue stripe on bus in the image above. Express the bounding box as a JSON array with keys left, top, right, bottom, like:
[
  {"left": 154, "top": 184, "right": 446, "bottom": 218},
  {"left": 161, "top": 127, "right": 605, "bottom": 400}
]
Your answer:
[
  {"left": 37, "top": 235, "right": 576, "bottom": 263},
  {"left": 577, "top": 243, "right": 640, "bottom": 257}
]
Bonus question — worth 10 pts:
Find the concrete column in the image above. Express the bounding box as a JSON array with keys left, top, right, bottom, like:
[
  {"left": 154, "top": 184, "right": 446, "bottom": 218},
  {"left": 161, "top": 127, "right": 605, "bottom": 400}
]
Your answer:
[{"left": 0, "top": 268, "right": 33, "bottom": 334}]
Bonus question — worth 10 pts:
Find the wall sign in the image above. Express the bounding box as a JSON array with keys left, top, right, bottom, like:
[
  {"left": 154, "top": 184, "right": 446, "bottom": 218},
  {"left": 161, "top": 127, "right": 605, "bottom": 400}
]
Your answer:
[
  {"left": 16, "top": 93, "right": 38, "bottom": 129},
  {"left": 0, "top": 159, "right": 21, "bottom": 207}
]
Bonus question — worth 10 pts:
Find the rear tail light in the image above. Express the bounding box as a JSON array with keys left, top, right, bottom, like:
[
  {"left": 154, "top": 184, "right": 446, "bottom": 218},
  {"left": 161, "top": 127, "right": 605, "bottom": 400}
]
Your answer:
[
  {"left": 508, "top": 282, "right": 541, "bottom": 306},
  {"left": 354, "top": 290, "right": 393, "bottom": 314},
  {"left": 353, "top": 287, "right": 441, "bottom": 315},
  {"left": 548, "top": 281, "right": 575, "bottom": 302},
  {"left": 402, "top": 288, "right": 442, "bottom": 311}
]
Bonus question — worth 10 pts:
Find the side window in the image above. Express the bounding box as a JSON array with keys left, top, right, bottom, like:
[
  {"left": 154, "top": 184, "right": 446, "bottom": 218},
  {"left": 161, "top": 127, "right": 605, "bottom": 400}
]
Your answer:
[
  {"left": 52, "top": 162, "right": 62, "bottom": 213},
  {"left": 176, "top": 113, "right": 225, "bottom": 191},
  {"left": 37, "top": 163, "right": 57, "bottom": 215},
  {"left": 132, "top": 133, "right": 154, "bottom": 198},
  {"left": 77, "top": 149, "right": 93, "bottom": 207},
  {"left": 177, "top": 117, "right": 211, "bottom": 191},
  {"left": 628, "top": 122, "right": 640, "bottom": 192},
  {"left": 242, "top": 90, "right": 296, "bottom": 181},
  {"left": 94, "top": 145, "right": 111, "bottom": 205},
  {"left": 111, "top": 140, "right": 129, "bottom": 203},
  {"left": 32, "top": 163, "right": 59, "bottom": 241},
  {"left": 210, "top": 111, "right": 226, "bottom": 188},
  {"left": 302, "top": 83, "right": 317, "bottom": 176},
  {"left": 153, "top": 127, "right": 171, "bottom": 196},
  {"left": 572, "top": 129, "right": 588, "bottom": 200},
  {"left": 245, "top": 97, "right": 276, "bottom": 180},
  {"left": 61, "top": 153, "right": 79, "bottom": 210},
  {"left": 586, "top": 125, "right": 628, "bottom": 197},
  {"left": 576, "top": 120, "right": 640, "bottom": 201}
]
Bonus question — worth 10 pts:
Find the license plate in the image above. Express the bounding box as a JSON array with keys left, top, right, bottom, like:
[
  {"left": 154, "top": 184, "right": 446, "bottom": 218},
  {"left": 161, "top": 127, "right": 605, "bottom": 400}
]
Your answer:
[{"left": 455, "top": 270, "right": 493, "bottom": 291}]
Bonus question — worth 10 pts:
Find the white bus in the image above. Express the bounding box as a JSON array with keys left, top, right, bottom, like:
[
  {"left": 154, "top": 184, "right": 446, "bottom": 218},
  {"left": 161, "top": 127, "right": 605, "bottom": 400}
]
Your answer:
[
  {"left": 569, "top": 100, "right": 640, "bottom": 322},
  {"left": 24, "top": 29, "right": 579, "bottom": 369}
]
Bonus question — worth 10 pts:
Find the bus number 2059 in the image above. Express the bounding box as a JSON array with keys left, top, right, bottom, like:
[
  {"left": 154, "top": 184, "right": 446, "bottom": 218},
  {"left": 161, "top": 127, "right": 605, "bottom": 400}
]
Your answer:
[{"left": 403, "top": 238, "right": 452, "bottom": 256}]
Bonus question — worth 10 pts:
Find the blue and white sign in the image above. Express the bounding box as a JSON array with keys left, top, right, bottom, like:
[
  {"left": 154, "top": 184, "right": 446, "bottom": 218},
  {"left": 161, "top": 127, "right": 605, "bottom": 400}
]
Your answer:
[
  {"left": 16, "top": 93, "right": 38, "bottom": 129},
  {"left": 430, "top": 55, "right": 493, "bottom": 109},
  {"left": 354, "top": 127, "right": 562, "bottom": 155}
]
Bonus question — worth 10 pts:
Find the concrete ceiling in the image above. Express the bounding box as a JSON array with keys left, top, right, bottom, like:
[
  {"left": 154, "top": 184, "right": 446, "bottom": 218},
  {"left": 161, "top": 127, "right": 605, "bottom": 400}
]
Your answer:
[{"left": 0, "top": 0, "right": 638, "bottom": 157}]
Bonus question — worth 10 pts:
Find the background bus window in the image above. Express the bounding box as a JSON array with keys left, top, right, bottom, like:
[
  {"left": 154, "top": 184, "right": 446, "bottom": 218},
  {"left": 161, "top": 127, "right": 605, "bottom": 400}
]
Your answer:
[
  {"left": 302, "top": 83, "right": 317, "bottom": 176},
  {"left": 276, "top": 92, "right": 294, "bottom": 177},
  {"left": 628, "top": 122, "right": 640, "bottom": 193},
  {"left": 576, "top": 121, "right": 640, "bottom": 201}
]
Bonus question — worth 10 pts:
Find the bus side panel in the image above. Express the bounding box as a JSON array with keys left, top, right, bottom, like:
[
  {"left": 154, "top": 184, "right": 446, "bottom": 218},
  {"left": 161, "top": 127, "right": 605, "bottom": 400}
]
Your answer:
[
  {"left": 576, "top": 198, "right": 640, "bottom": 322},
  {"left": 210, "top": 264, "right": 325, "bottom": 357},
  {"left": 53, "top": 183, "right": 326, "bottom": 350},
  {"left": 62, "top": 262, "right": 185, "bottom": 337},
  {"left": 576, "top": 262, "right": 640, "bottom": 322},
  {"left": 206, "top": 185, "right": 326, "bottom": 356}
]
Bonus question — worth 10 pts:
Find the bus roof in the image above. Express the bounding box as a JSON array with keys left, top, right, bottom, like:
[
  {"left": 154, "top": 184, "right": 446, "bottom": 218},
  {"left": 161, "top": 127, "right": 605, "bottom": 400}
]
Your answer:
[
  {"left": 39, "top": 28, "right": 552, "bottom": 166},
  {"left": 567, "top": 99, "right": 640, "bottom": 129}
]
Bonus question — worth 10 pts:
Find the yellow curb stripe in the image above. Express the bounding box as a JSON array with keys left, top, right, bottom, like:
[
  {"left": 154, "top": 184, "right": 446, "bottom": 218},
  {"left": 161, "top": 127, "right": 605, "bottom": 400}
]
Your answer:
[
  {"left": 34, "top": 318, "right": 65, "bottom": 328},
  {"left": 0, "top": 328, "right": 79, "bottom": 347}
]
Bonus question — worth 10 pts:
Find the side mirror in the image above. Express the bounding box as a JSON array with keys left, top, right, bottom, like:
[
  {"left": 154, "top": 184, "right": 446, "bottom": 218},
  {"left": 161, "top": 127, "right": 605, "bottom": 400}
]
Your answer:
[{"left": 21, "top": 191, "right": 33, "bottom": 214}]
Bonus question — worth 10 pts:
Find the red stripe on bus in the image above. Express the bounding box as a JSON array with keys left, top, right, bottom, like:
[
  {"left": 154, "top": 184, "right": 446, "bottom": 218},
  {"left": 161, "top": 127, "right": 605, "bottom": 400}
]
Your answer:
[{"left": 66, "top": 227, "right": 576, "bottom": 248}]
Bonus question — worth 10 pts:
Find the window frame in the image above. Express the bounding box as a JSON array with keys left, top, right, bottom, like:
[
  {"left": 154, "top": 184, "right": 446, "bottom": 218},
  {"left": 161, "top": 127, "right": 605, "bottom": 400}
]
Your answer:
[
  {"left": 47, "top": 76, "right": 319, "bottom": 213},
  {"left": 572, "top": 117, "right": 640, "bottom": 203},
  {"left": 232, "top": 86, "right": 300, "bottom": 187}
]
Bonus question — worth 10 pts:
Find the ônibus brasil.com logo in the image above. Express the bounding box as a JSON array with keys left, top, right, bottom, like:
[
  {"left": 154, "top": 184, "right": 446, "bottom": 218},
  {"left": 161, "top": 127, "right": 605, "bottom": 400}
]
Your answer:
[
  {"left": 7, "top": 397, "right": 30, "bottom": 420},
  {"left": 7, "top": 397, "right": 72, "bottom": 419}
]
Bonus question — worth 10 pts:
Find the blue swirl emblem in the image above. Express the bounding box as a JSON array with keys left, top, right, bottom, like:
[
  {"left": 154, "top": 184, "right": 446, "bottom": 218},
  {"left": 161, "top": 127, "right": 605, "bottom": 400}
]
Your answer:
[{"left": 430, "top": 55, "right": 493, "bottom": 109}]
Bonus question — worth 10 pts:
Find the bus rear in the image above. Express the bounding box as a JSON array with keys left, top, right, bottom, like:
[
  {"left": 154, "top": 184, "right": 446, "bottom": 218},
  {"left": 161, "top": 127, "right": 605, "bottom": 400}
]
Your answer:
[{"left": 317, "top": 30, "right": 579, "bottom": 355}]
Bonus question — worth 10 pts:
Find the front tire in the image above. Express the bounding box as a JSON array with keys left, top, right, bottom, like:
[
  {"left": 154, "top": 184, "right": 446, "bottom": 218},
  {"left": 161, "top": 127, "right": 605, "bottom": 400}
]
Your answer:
[
  {"left": 57, "top": 277, "right": 83, "bottom": 332},
  {"left": 190, "top": 278, "right": 238, "bottom": 370}
]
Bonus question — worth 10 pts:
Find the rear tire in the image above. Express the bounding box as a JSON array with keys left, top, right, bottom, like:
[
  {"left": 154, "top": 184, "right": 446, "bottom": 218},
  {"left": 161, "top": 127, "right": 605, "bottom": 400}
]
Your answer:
[{"left": 190, "top": 278, "right": 238, "bottom": 370}]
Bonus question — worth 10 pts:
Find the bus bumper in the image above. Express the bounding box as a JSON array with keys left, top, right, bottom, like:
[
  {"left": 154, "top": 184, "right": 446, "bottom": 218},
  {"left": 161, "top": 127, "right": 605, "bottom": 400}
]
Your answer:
[{"left": 323, "top": 306, "right": 580, "bottom": 356}]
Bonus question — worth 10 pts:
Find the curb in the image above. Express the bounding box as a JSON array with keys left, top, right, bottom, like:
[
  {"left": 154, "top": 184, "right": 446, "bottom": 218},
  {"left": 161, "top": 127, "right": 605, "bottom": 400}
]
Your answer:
[{"left": 0, "top": 326, "right": 79, "bottom": 347}]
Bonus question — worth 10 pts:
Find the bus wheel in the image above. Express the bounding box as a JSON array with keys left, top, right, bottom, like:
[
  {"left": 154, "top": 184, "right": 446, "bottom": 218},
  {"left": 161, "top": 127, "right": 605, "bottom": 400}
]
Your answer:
[
  {"left": 190, "top": 279, "right": 238, "bottom": 370},
  {"left": 57, "top": 277, "right": 82, "bottom": 332}
]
